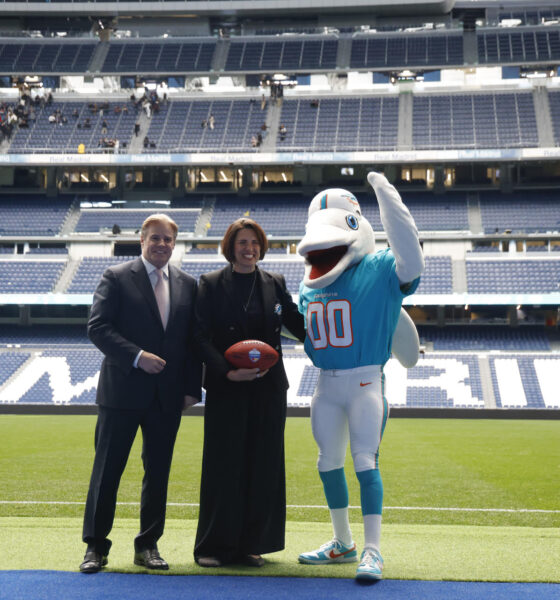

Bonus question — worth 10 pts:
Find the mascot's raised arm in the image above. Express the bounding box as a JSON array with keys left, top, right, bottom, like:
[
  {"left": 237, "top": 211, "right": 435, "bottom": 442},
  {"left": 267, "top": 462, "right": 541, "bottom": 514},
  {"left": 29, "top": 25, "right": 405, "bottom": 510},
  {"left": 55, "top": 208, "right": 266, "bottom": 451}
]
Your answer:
[{"left": 296, "top": 171, "right": 424, "bottom": 580}]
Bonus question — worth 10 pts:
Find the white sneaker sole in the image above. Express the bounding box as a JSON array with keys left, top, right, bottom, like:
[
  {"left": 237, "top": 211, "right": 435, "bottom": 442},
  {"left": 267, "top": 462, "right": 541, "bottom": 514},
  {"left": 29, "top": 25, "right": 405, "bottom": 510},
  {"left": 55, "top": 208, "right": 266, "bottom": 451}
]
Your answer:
[
  {"left": 355, "top": 569, "right": 383, "bottom": 580},
  {"left": 298, "top": 555, "right": 357, "bottom": 565}
]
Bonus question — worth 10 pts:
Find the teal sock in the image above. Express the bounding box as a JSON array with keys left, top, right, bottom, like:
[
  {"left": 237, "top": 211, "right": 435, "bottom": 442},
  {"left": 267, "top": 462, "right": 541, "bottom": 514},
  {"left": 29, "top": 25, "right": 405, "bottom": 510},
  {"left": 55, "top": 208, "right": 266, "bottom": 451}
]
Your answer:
[
  {"left": 356, "top": 469, "right": 383, "bottom": 515},
  {"left": 319, "top": 468, "right": 349, "bottom": 509}
]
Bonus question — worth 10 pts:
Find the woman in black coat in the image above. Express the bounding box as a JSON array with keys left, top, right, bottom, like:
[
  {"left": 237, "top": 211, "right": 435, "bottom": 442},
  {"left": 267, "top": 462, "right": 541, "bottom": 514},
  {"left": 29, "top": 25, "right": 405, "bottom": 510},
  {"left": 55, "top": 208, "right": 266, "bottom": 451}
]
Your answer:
[{"left": 193, "top": 218, "right": 306, "bottom": 568}]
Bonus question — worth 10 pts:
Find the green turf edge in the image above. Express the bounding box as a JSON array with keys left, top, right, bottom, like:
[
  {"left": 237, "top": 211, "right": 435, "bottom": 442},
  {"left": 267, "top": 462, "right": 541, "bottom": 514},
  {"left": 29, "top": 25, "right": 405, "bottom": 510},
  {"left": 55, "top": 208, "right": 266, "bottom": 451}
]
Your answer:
[{"left": 2, "top": 517, "right": 559, "bottom": 583}]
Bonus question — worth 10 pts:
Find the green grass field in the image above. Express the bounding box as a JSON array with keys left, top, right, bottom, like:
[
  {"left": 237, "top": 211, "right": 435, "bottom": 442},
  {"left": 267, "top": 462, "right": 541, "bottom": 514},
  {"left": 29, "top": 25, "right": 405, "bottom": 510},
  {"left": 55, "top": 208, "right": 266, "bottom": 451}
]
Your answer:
[{"left": 1, "top": 415, "right": 559, "bottom": 581}]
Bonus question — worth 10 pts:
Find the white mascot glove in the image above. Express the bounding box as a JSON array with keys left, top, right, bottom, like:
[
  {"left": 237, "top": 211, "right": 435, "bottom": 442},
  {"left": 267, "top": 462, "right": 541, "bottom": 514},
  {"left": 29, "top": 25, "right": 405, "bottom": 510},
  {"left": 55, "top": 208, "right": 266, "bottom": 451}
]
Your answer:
[{"left": 367, "top": 171, "right": 424, "bottom": 286}]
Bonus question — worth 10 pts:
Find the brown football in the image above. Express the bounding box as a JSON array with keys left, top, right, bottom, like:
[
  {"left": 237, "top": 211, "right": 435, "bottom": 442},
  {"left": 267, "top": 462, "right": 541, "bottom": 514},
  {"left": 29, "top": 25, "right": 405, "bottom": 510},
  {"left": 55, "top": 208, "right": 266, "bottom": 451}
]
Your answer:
[{"left": 224, "top": 339, "right": 279, "bottom": 370}]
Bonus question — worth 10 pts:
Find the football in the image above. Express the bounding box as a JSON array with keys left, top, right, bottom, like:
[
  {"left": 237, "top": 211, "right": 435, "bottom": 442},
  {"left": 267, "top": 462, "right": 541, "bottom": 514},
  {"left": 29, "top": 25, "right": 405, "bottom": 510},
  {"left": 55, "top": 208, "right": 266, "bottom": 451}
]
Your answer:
[{"left": 224, "top": 339, "right": 279, "bottom": 370}]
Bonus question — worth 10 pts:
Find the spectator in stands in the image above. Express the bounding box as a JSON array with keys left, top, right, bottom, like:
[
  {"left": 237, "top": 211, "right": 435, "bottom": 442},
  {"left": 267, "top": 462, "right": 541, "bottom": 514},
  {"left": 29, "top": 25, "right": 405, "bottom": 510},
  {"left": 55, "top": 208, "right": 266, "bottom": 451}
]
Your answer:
[
  {"left": 101, "top": 120, "right": 108, "bottom": 135},
  {"left": 251, "top": 134, "right": 258, "bottom": 148},
  {"left": 134, "top": 122, "right": 140, "bottom": 137},
  {"left": 143, "top": 100, "right": 151, "bottom": 118},
  {"left": 193, "top": 218, "right": 305, "bottom": 569},
  {"left": 208, "top": 114, "right": 215, "bottom": 130},
  {"left": 279, "top": 124, "right": 287, "bottom": 141},
  {"left": 80, "top": 214, "right": 202, "bottom": 574},
  {"left": 143, "top": 135, "right": 150, "bottom": 149}
]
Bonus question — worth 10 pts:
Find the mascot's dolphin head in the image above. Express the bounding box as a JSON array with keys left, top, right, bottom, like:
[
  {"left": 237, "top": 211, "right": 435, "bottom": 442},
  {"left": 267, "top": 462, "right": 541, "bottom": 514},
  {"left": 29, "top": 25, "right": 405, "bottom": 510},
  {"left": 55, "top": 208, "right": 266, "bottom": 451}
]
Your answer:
[{"left": 297, "top": 188, "right": 375, "bottom": 289}]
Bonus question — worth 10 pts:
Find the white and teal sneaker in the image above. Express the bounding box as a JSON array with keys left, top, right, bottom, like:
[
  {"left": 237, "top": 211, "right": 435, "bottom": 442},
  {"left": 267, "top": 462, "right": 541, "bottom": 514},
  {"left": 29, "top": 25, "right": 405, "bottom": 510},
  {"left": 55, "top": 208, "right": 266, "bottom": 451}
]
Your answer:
[
  {"left": 298, "top": 539, "right": 357, "bottom": 565},
  {"left": 355, "top": 547, "right": 384, "bottom": 580}
]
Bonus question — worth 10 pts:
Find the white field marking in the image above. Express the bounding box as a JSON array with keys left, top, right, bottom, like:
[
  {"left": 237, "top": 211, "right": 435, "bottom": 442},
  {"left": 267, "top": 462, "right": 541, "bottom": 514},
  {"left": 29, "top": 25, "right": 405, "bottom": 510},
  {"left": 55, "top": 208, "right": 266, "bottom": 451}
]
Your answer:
[{"left": 0, "top": 500, "right": 559, "bottom": 514}]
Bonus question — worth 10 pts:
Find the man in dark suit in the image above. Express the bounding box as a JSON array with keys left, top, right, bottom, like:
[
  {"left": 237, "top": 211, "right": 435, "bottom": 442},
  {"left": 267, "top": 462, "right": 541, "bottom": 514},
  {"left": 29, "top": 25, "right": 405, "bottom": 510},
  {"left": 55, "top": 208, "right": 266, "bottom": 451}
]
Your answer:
[{"left": 80, "top": 214, "right": 201, "bottom": 574}]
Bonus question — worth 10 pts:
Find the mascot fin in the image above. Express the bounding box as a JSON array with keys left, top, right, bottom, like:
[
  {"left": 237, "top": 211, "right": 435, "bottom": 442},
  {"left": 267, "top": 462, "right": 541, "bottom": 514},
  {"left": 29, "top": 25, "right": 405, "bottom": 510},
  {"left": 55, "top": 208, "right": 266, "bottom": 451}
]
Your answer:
[{"left": 391, "top": 309, "right": 420, "bottom": 368}]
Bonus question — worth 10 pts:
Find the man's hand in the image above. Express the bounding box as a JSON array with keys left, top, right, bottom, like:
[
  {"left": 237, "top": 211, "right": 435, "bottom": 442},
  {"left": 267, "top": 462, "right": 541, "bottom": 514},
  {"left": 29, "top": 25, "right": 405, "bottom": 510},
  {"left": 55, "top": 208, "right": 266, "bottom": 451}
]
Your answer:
[
  {"left": 183, "top": 395, "right": 199, "bottom": 410},
  {"left": 226, "top": 368, "right": 269, "bottom": 382},
  {"left": 138, "top": 352, "right": 166, "bottom": 374}
]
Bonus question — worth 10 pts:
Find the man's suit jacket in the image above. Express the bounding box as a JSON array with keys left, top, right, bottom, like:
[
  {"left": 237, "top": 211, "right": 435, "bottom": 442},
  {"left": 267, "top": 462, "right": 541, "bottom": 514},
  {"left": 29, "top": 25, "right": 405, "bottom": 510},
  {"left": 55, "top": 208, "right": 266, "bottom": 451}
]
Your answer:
[
  {"left": 88, "top": 257, "right": 201, "bottom": 413},
  {"left": 194, "top": 265, "right": 305, "bottom": 394}
]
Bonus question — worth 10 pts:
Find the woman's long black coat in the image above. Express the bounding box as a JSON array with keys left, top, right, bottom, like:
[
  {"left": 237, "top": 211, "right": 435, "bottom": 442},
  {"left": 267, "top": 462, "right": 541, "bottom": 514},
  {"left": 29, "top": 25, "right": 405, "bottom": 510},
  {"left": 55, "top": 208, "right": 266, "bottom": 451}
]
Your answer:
[{"left": 193, "top": 265, "right": 305, "bottom": 562}]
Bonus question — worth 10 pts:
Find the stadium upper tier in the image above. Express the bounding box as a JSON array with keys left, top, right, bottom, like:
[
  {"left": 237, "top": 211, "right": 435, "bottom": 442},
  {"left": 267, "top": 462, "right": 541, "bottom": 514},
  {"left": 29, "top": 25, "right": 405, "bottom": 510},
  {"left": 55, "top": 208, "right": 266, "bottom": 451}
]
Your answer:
[
  {"left": 1, "top": 190, "right": 559, "bottom": 237},
  {"left": 74, "top": 208, "right": 201, "bottom": 233},
  {"left": 1, "top": 254, "right": 559, "bottom": 298},
  {"left": 0, "top": 27, "right": 559, "bottom": 74},
  {"left": 4, "top": 89, "right": 560, "bottom": 155},
  {"left": 411, "top": 92, "right": 538, "bottom": 150},
  {"left": 0, "top": 195, "right": 72, "bottom": 235}
]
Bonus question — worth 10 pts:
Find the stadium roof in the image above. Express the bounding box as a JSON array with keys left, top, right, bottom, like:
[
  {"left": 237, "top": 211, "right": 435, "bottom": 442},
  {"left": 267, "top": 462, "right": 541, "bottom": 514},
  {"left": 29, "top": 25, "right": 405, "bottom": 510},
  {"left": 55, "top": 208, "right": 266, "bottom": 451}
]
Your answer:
[{"left": 0, "top": 0, "right": 456, "bottom": 18}]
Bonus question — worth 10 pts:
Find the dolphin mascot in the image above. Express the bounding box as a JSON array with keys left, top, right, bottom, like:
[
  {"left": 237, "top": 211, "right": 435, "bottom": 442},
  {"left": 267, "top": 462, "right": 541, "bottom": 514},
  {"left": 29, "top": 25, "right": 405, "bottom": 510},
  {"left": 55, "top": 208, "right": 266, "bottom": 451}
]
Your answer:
[{"left": 296, "top": 171, "right": 424, "bottom": 580}]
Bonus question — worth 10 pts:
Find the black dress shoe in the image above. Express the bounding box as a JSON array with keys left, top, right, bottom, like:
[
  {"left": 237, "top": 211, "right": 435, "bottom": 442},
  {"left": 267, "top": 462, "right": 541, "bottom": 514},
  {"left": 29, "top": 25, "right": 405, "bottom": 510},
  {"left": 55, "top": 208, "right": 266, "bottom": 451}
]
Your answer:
[
  {"left": 196, "top": 556, "right": 223, "bottom": 568},
  {"left": 134, "top": 548, "right": 169, "bottom": 570},
  {"left": 79, "top": 551, "right": 108, "bottom": 574},
  {"left": 241, "top": 554, "right": 265, "bottom": 567}
]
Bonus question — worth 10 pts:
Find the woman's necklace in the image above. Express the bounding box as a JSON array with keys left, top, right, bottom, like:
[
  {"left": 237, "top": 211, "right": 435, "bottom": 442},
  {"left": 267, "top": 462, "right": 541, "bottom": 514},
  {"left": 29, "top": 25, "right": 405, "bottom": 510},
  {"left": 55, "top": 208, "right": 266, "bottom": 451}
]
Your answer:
[{"left": 243, "top": 270, "right": 257, "bottom": 312}]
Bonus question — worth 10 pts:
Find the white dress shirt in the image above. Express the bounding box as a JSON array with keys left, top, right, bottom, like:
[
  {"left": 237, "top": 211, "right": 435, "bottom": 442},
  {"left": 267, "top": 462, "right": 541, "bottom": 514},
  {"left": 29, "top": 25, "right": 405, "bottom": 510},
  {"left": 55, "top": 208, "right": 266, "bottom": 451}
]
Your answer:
[{"left": 133, "top": 256, "right": 170, "bottom": 368}]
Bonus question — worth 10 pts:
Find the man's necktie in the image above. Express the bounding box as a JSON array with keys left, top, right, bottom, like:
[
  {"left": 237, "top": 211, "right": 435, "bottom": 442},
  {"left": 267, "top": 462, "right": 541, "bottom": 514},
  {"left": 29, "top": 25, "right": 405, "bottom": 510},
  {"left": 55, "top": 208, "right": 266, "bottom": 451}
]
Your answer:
[{"left": 154, "top": 268, "right": 168, "bottom": 329}]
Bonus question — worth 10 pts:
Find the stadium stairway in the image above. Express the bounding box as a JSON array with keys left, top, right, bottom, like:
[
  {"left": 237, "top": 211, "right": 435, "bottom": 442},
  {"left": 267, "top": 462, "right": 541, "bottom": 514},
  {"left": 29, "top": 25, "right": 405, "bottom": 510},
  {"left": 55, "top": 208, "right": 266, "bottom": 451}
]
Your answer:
[
  {"left": 260, "top": 102, "right": 282, "bottom": 152},
  {"left": 128, "top": 112, "right": 151, "bottom": 154},
  {"left": 88, "top": 41, "right": 110, "bottom": 74},
  {"left": 467, "top": 193, "right": 483, "bottom": 234},
  {"left": 462, "top": 27, "right": 477, "bottom": 64},
  {"left": 398, "top": 92, "right": 413, "bottom": 150},
  {"left": 0, "top": 135, "right": 10, "bottom": 154},
  {"left": 54, "top": 258, "right": 80, "bottom": 293},
  {"left": 211, "top": 38, "right": 230, "bottom": 72},
  {"left": 335, "top": 37, "right": 352, "bottom": 70},
  {"left": 59, "top": 199, "right": 81, "bottom": 236},
  {"left": 194, "top": 196, "right": 215, "bottom": 236},
  {"left": 478, "top": 354, "right": 497, "bottom": 408},
  {"left": 534, "top": 88, "right": 555, "bottom": 147},
  {"left": 451, "top": 258, "right": 467, "bottom": 293}
]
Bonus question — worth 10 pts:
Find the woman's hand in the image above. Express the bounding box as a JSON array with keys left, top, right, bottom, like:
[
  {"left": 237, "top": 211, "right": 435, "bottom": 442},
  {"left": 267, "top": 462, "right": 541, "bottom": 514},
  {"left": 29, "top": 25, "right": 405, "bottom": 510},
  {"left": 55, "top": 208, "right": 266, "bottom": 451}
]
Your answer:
[{"left": 227, "top": 368, "right": 269, "bottom": 382}]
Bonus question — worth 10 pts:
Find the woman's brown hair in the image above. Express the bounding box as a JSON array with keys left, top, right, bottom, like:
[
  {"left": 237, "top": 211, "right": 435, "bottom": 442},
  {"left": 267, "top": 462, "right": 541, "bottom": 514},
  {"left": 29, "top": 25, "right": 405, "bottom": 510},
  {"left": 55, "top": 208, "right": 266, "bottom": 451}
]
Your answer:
[{"left": 221, "top": 218, "right": 268, "bottom": 263}]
